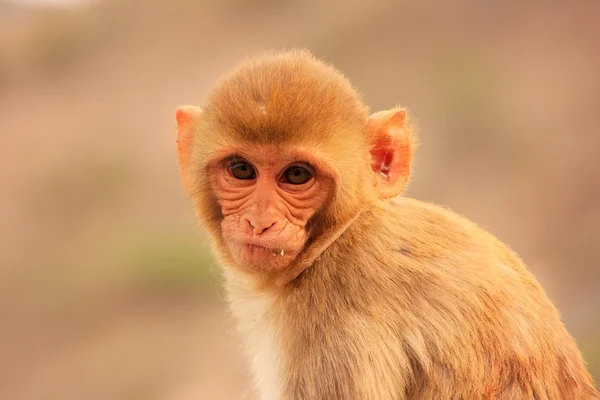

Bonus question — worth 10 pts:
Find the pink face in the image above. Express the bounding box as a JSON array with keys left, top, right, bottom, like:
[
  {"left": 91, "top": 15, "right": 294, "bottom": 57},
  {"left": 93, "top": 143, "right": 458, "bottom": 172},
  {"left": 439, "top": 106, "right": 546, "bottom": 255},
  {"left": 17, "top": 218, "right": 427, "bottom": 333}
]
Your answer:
[{"left": 209, "top": 146, "right": 333, "bottom": 272}]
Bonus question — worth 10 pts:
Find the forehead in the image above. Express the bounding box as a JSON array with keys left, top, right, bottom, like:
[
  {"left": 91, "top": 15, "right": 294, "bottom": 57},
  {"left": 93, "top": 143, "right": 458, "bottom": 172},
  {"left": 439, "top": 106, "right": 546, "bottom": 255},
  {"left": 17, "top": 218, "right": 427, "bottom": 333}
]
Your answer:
[{"left": 203, "top": 52, "right": 368, "bottom": 145}]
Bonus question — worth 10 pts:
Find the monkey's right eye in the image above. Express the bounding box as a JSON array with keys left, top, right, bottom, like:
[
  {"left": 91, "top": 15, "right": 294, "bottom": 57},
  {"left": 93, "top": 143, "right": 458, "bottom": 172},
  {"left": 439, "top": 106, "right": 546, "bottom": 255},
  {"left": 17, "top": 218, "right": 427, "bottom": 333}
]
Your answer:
[{"left": 229, "top": 161, "right": 256, "bottom": 180}]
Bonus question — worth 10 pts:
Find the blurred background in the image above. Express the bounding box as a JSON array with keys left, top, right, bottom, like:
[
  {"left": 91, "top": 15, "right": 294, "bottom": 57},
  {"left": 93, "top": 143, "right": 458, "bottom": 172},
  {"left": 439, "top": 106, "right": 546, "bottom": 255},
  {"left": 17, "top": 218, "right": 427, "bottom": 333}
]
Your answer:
[{"left": 0, "top": 0, "right": 598, "bottom": 398}]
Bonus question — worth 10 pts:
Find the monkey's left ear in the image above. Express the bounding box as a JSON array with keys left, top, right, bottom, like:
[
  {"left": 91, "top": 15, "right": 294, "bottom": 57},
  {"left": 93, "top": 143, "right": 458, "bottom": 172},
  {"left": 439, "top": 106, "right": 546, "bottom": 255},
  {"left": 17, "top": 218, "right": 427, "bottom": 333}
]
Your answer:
[
  {"left": 367, "top": 108, "right": 413, "bottom": 199},
  {"left": 175, "top": 105, "right": 203, "bottom": 194}
]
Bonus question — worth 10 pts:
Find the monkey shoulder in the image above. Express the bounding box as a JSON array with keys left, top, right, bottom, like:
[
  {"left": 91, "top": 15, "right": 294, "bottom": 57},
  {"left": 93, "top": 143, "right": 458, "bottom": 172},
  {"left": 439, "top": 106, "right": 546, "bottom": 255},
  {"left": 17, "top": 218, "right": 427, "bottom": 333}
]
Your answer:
[
  {"left": 368, "top": 196, "right": 524, "bottom": 271},
  {"left": 355, "top": 196, "right": 552, "bottom": 315}
]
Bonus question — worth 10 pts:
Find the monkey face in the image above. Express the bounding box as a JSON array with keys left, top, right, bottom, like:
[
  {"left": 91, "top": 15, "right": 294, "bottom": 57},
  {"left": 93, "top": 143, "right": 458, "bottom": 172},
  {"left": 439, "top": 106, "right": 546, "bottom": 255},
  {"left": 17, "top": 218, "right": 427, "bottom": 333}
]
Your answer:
[
  {"left": 175, "top": 52, "right": 415, "bottom": 282},
  {"left": 208, "top": 145, "right": 334, "bottom": 273}
]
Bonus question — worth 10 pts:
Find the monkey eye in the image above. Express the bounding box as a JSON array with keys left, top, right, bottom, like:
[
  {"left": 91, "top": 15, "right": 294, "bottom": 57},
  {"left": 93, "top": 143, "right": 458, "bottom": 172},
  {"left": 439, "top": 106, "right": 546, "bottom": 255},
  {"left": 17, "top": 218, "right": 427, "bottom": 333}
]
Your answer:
[
  {"left": 229, "top": 160, "right": 256, "bottom": 180},
  {"left": 282, "top": 165, "right": 313, "bottom": 185}
]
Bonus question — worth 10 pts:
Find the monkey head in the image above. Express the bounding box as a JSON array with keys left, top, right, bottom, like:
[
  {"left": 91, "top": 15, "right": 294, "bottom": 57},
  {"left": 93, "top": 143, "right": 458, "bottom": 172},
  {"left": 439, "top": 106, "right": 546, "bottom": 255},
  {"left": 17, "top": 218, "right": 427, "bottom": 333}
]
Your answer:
[{"left": 175, "top": 50, "right": 414, "bottom": 284}]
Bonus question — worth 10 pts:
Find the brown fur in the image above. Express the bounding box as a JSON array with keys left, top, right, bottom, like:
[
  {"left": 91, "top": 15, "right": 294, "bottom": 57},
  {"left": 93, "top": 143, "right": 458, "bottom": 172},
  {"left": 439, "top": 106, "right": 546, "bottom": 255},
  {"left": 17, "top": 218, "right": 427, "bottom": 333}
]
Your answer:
[{"left": 175, "top": 49, "right": 599, "bottom": 399}]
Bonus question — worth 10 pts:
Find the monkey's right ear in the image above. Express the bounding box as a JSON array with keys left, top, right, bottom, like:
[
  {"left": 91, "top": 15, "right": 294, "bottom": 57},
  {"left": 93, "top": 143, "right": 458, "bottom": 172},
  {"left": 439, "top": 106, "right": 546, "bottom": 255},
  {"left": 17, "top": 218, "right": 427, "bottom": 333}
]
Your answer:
[
  {"left": 367, "top": 108, "right": 413, "bottom": 199},
  {"left": 175, "top": 105, "right": 203, "bottom": 194}
]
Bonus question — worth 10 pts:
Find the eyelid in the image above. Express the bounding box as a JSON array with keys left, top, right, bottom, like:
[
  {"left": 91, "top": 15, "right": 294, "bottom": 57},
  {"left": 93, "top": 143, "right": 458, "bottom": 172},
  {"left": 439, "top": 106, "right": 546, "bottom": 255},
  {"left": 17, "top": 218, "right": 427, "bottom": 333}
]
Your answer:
[{"left": 220, "top": 155, "right": 244, "bottom": 166}]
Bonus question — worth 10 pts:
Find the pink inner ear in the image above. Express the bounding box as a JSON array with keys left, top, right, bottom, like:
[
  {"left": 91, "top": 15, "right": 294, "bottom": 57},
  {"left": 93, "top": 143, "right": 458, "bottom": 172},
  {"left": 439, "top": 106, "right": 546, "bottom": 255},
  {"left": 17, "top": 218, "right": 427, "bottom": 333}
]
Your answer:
[
  {"left": 370, "top": 132, "right": 411, "bottom": 189},
  {"left": 370, "top": 137, "right": 397, "bottom": 181},
  {"left": 367, "top": 109, "right": 412, "bottom": 196}
]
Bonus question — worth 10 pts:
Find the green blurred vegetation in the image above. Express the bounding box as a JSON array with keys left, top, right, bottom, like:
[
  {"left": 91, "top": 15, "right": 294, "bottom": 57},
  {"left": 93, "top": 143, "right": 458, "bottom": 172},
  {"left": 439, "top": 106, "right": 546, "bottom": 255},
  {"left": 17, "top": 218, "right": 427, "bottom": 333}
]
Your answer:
[{"left": 126, "top": 233, "right": 218, "bottom": 291}]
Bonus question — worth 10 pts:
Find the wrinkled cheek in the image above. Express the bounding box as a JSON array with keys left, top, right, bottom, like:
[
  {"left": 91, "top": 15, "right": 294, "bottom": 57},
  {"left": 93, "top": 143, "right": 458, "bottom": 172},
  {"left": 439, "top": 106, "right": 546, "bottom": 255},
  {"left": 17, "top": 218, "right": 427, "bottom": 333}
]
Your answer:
[
  {"left": 218, "top": 216, "right": 246, "bottom": 246},
  {"left": 220, "top": 201, "right": 246, "bottom": 217},
  {"left": 288, "top": 229, "right": 308, "bottom": 250},
  {"left": 220, "top": 215, "right": 242, "bottom": 238}
]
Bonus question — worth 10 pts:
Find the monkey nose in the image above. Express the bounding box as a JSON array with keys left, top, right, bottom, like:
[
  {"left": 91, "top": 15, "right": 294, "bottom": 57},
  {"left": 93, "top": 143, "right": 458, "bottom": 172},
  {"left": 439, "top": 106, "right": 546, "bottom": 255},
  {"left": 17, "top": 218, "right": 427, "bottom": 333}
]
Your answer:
[{"left": 247, "top": 219, "right": 276, "bottom": 235}]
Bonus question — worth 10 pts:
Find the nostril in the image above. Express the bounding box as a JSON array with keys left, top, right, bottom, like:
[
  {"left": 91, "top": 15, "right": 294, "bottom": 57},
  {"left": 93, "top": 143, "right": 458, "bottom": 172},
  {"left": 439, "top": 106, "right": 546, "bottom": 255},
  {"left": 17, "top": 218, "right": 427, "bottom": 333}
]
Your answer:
[{"left": 248, "top": 219, "right": 276, "bottom": 235}]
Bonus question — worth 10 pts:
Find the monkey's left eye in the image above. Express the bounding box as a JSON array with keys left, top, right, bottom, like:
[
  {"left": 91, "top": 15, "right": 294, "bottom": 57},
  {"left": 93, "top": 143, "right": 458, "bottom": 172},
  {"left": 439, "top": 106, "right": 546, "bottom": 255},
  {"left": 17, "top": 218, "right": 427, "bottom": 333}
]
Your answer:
[
  {"left": 229, "top": 161, "right": 256, "bottom": 180},
  {"left": 282, "top": 166, "right": 313, "bottom": 185}
]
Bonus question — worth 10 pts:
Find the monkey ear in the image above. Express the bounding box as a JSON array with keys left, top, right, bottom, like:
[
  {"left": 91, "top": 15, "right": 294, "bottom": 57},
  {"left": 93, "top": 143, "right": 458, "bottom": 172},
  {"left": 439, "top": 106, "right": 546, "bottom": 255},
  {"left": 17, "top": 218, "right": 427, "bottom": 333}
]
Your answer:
[
  {"left": 175, "top": 105, "right": 203, "bottom": 194},
  {"left": 367, "top": 108, "right": 413, "bottom": 199}
]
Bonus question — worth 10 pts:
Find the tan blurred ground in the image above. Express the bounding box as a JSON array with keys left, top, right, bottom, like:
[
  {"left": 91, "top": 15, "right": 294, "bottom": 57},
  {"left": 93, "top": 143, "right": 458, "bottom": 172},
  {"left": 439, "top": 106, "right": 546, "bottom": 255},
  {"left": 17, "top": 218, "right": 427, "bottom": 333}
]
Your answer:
[{"left": 0, "top": 0, "right": 599, "bottom": 398}]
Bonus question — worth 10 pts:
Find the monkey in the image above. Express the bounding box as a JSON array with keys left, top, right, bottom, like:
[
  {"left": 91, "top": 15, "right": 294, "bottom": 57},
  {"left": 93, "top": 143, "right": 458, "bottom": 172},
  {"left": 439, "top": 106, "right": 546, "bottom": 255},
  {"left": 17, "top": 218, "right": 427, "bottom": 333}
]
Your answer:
[{"left": 174, "top": 49, "right": 599, "bottom": 399}]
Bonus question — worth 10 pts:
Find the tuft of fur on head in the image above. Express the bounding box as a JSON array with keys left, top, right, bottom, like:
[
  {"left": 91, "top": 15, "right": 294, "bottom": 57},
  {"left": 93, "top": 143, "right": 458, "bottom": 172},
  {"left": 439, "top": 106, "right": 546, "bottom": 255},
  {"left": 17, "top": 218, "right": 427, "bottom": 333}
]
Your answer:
[{"left": 203, "top": 48, "right": 369, "bottom": 145}]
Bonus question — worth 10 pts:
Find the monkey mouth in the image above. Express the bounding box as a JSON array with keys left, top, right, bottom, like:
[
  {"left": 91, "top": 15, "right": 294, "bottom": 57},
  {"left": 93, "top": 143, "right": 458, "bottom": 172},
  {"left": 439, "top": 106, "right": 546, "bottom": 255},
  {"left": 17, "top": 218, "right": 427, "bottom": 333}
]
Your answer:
[{"left": 242, "top": 243, "right": 287, "bottom": 256}]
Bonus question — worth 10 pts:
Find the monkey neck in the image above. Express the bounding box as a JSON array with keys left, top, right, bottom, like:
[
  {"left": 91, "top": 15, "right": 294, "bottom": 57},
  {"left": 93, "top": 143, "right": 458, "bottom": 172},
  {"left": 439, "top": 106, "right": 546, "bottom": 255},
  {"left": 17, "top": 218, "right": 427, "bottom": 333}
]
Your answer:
[{"left": 273, "top": 208, "right": 367, "bottom": 287}]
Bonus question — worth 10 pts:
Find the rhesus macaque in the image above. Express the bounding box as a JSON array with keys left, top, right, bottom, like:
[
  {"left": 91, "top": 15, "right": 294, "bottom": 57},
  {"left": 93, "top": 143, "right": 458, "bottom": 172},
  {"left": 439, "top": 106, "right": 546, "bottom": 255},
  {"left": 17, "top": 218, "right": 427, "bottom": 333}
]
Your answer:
[{"left": 175, "top": 50, "right": 598, "bottom": 399}]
